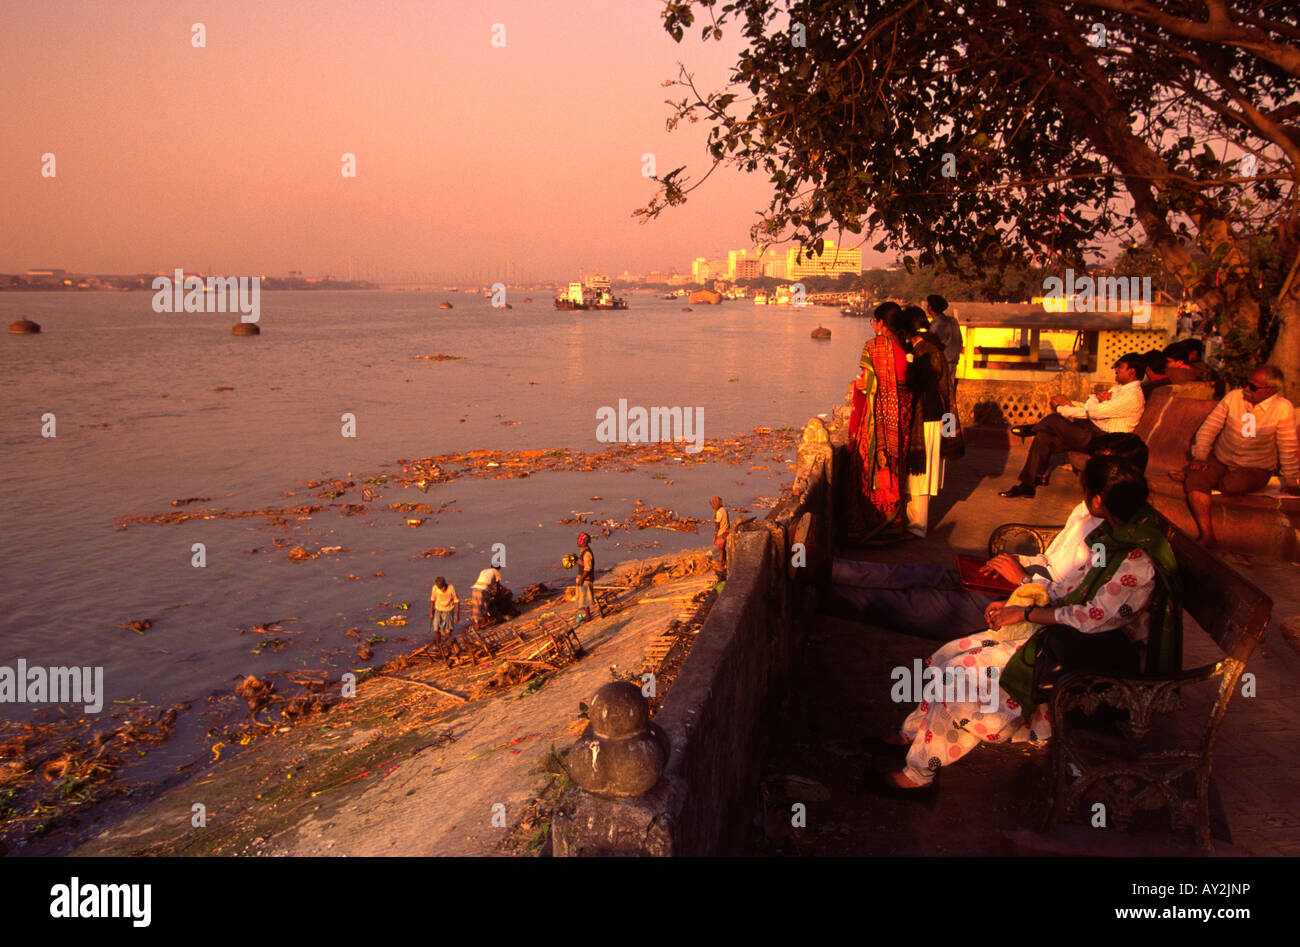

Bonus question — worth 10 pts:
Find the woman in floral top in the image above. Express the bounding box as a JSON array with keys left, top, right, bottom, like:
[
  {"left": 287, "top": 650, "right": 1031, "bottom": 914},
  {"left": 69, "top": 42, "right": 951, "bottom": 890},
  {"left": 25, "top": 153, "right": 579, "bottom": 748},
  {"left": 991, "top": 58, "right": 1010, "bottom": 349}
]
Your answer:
[{"left": 881, "top": 456, "right": 1181, "bottom": 790}]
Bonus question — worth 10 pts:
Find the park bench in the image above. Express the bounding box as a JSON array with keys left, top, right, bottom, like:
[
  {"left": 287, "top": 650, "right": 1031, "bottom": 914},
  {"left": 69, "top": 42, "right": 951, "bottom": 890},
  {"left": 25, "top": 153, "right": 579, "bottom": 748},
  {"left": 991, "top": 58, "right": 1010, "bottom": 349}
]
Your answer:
[
  {"left": 987, "top": 510, "right": 1272, "bottom": 852},
  {"left": 973, "top": 343, "right": 1034, "bottom": 368}
]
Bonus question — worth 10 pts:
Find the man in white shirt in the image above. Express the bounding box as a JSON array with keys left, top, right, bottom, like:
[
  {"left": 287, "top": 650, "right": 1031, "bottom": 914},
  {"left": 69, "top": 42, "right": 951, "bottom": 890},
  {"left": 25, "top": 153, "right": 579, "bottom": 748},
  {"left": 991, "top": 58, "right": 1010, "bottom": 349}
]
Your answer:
[
  {"left": 1172, "top": 364, "right": 1300, "bottom": 546},
  {"left": 469, "top": 566, "right": 503, "bottom": 629},
  {"left": 1000, "top": 354, "right": 1146, "bottom": 498}
]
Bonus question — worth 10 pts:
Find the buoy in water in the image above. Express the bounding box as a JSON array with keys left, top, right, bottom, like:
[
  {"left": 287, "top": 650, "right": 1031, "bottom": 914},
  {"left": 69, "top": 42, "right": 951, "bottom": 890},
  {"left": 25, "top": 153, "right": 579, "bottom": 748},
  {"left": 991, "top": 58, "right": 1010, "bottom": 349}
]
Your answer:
[
  {"left": 8, "top": 319, "right": 41, "bottom": 334},
  {"left": 810, "top": 326, "right": 831, "bottom": 339},
  {"left": 232, "top": 322, "right": 261, "bottom": 336}
]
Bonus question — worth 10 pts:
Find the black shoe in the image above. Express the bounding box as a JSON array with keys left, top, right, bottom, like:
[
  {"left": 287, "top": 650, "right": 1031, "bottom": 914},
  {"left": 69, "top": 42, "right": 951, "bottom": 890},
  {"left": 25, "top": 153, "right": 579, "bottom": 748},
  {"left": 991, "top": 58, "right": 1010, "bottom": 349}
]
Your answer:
[
  {"left": 999, "top": 483, "right": 1036, "bottom": 498},
  {"left": 1010, "top": 425, "right": 1035, "bottom": 438},
  {"left": 1034, "top": 472, "right": 1051, "bottom": 486}
]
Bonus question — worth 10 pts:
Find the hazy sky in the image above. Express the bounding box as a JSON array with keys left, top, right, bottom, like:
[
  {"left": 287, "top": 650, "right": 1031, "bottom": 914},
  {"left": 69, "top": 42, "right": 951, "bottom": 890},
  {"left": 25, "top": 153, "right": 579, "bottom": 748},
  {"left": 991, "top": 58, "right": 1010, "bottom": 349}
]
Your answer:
[{"left": 3, "top": 0, "right": 878, "bottom": 280}]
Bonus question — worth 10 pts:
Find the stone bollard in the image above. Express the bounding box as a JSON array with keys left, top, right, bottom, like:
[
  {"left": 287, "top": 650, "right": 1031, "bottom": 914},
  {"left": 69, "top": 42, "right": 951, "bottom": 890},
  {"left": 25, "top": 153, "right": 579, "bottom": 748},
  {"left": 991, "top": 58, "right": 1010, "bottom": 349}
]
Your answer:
[
  {"left": 565, "top": 682, "right": 668, "bottom": 797},
  {"left": 552, "top": 682, "right": 675, "bottom": 855}
]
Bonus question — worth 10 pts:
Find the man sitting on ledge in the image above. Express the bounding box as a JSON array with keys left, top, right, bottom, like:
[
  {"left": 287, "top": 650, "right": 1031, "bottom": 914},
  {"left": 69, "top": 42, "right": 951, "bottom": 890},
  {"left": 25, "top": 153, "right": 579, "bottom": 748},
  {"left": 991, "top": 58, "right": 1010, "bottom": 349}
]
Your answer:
[
  {"left": 999, "top": 353, "right": 1145, "bottom": 498},
  {"left": 830, "top": 434, "right": 1149, "bottom": 640},
  {"left": 1170, "top": 363, "right": 1299, "bottom": 547}
]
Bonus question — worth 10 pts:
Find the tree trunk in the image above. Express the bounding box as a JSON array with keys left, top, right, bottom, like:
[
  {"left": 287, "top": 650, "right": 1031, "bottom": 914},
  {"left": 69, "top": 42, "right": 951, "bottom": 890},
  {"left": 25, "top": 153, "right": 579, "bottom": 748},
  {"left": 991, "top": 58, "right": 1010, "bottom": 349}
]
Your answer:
[{"left": 1271, "top": 293, "right": 1300, "bottom": 402}]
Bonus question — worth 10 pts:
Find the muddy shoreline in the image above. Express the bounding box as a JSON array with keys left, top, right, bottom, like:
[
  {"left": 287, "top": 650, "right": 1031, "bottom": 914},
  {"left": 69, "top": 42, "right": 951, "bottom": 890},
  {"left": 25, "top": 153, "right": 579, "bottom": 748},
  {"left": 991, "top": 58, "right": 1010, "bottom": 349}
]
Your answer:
[{"left": 68, "top": 550, "right": 722, "bottom": 857}]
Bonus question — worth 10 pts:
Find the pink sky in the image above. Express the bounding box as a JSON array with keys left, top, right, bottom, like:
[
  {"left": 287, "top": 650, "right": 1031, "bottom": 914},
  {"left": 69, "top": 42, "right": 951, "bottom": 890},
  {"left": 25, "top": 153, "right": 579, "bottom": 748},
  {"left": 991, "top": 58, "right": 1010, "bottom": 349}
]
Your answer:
[{"left": 2, "top": 0, "right": 889, "bottom": 280}]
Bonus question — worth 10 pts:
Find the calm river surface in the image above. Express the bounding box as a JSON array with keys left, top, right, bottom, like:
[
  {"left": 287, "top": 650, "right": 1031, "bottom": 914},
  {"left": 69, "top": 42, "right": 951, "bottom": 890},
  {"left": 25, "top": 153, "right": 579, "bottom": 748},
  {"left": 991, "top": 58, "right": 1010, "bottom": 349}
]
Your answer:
[{"left": 0, "top": 290, "right": 868, "bottom": 721}]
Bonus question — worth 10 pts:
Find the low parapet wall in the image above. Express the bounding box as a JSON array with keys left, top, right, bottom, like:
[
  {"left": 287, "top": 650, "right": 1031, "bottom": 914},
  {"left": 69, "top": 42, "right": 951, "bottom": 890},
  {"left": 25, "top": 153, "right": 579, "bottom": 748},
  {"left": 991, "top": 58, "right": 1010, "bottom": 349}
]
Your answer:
[{"left": 551, "top": 416, "right": 840, "bottom": 855}]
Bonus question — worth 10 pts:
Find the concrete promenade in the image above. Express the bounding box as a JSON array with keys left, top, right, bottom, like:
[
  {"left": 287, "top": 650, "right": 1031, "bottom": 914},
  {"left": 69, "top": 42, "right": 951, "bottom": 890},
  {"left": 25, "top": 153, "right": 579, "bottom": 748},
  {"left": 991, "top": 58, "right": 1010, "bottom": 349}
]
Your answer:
[{"left": 749, "top": 442, "right": 1300, "bottom": 856}]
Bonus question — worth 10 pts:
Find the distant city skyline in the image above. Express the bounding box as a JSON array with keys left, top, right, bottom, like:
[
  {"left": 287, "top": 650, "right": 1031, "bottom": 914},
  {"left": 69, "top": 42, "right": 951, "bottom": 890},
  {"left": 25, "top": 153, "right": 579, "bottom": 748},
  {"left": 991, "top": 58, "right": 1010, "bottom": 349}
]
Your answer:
[{"left": 2, "top": 1, "right": 894, "bottom": 280}]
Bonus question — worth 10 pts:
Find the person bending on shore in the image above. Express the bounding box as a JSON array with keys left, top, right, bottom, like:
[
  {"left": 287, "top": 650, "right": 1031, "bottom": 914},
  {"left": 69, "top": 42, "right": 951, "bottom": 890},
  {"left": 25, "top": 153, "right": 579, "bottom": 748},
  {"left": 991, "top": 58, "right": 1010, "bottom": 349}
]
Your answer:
[
  {"left": 831, "top": 433, "right": 1149, "bottom": 640},
  {"left": 573, "top": 533, "right": 602, "bottom": 623},
  {"left": 1170, "top": 364, "right": 1300, "bottom": 547},
  {"left": 881, "top": 457, "right": 1181, "bottom": 791},
  {"left": 429, "top": 576, "right": 460, "bottom": 653},
  {"left": 710, "top": 496, "right": 730, "bottom": 569},
  {"left": 469, "top": 565, "right": 502, "bottom": 630},
  {"left": 999, "top": 354, "right": 1145, "bottom": 498}
]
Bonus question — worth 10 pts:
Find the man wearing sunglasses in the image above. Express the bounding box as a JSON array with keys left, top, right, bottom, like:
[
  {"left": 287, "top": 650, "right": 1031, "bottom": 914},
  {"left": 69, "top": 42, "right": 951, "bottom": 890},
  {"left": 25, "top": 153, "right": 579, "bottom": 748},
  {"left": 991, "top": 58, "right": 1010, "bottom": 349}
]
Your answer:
[{"left": 1173, "top": 364, "right": 1299, "bottom": 547}]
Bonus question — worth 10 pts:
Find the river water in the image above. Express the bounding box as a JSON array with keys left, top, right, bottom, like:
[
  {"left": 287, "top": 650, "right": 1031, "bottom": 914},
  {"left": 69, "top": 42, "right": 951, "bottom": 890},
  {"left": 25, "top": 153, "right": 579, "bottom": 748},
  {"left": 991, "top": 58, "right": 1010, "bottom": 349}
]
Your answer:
[{"left": 0, "top": 290, "right": 867, "bottom": 722}]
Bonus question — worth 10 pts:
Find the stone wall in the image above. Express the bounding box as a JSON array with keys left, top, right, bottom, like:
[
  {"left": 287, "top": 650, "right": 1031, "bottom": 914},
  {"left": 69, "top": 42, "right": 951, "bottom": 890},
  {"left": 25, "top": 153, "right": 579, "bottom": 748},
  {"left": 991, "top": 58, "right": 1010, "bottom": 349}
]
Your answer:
[
  {"left": 551, "top": 417, "right": 838, "bottom": 855},
  {"left": 955, "top": 374, "right": 1091, "bottom": 429}
]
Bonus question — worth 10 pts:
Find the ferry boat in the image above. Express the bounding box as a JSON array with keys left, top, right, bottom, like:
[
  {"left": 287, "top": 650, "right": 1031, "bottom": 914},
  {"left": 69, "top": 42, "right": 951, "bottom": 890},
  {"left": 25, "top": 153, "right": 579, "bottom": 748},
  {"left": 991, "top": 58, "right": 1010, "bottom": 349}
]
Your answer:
[
  {"left": 554, "top": 273, "right": 628, "bottom": 310},
  {"left": 754, "top": 293, "right": 768, "bottom": 305}
]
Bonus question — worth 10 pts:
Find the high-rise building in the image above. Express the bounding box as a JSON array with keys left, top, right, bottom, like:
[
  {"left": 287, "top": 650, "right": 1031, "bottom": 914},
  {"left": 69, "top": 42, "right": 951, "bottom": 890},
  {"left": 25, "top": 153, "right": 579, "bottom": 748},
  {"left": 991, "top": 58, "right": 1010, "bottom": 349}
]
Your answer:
[
  {"left": 692, "top": 256, "right": 729, "bottom": 282},
  {"left": 734, "top": 259, "right": 762, "bottom": 279},
  {"left": 785, "top": 241, "right": 862, "bottom": 278}
]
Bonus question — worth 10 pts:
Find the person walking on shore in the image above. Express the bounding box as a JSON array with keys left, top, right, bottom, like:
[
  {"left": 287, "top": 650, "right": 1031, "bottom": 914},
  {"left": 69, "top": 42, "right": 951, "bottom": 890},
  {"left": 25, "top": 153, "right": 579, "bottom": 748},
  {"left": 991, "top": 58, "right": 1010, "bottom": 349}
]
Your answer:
[
  {"left": 710, "top": 496, "right": 730, "bottom": 569},
  {"left": 573, "top": 533, "right": 602, "bottom": 623},
  {"left": 429, "top": 576, "right": 459, "bottom": 655}
]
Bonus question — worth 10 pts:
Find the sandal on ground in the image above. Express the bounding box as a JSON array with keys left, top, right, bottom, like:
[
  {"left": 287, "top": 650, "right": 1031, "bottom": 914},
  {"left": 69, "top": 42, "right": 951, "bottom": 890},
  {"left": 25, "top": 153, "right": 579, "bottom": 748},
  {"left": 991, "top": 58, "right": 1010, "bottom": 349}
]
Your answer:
[{"left": 880, "top": 770, "right": 936, "bottom": 796}]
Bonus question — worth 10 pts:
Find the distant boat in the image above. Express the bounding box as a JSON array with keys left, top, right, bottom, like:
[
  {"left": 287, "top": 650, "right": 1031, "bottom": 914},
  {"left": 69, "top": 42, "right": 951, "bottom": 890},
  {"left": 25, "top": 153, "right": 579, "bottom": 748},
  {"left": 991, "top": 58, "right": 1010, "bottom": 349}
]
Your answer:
[
  {"left": 554, "top": 274, "right": 628, "bottom": 310},
  {"left": 754, "top": 293, "right": 768, "bottom": 305},
  {"left": 689, "top": 289, "right": 722, "bottom": 305},
  {"left": 439, "top": 302, "right": 453, "bottom": 309}
]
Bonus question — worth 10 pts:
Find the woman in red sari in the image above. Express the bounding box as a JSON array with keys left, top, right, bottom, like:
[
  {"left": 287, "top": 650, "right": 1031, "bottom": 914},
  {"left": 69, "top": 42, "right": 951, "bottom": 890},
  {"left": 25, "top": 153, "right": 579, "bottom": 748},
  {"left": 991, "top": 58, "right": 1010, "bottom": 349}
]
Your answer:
[{"left": 846, "top": 302, "right": 914, "bottom": 544}]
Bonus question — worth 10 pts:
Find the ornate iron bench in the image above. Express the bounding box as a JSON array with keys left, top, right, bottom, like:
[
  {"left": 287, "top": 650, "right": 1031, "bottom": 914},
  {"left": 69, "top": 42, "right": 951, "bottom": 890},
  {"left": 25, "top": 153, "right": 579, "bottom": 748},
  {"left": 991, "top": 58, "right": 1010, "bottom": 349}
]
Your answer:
[{"left": 988, "top": 511, "right": 1272, "bottom": 852}]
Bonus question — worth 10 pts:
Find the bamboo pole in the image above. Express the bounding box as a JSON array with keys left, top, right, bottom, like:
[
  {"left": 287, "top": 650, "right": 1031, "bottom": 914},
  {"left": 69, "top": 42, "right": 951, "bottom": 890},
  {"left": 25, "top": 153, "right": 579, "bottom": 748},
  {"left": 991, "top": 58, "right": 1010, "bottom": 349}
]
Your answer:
[{"left": 374, "top": 674, "right": 468, "bottom": 702}]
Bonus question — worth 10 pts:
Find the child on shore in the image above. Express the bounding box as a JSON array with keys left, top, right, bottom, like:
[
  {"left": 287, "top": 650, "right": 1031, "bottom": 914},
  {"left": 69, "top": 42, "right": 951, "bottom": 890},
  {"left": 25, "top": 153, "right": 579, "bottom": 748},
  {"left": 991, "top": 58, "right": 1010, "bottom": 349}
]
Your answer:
[{"left": 710, "top": 496, "right": 729, "bottom": 570}]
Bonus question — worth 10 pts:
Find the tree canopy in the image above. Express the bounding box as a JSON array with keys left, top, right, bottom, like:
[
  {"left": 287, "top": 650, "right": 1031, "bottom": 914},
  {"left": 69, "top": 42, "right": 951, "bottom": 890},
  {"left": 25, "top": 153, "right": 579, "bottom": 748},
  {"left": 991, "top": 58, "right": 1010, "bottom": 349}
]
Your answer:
[{"left": 640, "top": 0, "right": 1300, "bottom": 388}]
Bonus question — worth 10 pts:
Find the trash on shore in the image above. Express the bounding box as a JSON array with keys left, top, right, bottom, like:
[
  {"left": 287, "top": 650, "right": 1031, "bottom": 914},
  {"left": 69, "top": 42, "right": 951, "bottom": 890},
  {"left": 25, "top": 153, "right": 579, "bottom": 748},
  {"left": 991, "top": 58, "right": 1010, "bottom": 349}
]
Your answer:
[
  {"left": 117, "top": 503, "right": 326, "bottom": 528},
  {"left": 389, "top": 427, "right": 798, "bottom": 488},
  {"left": 288, "top": 545, "right": 347, "bottom": 562},
  {"left": 0, "top": 699, "right": 188, "bottom": 850},
  {"left": 626, "top": 507, "right": 702, "bottom": 532}
]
